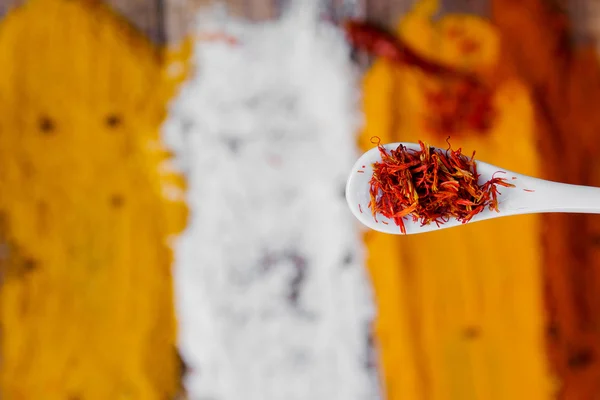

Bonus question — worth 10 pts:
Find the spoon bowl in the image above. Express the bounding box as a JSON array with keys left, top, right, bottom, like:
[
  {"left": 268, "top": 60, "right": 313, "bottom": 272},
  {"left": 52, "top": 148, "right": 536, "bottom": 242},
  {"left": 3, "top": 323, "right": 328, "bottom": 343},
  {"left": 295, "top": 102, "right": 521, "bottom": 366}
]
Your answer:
[{"left": 346, "top": 142, "right": 600, "bottom": 235}]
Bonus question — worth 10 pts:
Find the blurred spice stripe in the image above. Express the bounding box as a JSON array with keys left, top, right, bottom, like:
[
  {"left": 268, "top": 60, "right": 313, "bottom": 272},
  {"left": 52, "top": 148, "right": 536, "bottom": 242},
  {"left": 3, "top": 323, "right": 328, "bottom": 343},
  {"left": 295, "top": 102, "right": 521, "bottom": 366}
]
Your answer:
[
  {"left": 355, "top": 0, "right": 600, "bottom": 398},
  {"left": 493, "top": 0, "right": 600, "bottom": 396},
  {"left": 357, "top": 2, "right": 549, "bottom": 398},
  {"left": 0, "top": 0, "right": 189, "bottom": 398}
]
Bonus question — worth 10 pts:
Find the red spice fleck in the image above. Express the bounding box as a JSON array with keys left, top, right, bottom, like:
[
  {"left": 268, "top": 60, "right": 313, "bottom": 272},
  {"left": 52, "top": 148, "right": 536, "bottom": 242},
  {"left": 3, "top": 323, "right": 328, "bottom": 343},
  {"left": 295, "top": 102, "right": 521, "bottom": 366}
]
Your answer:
[
  {"left": 358, "top": 204, "right": 363, "bottom": 213},
  {"left": 267, "top": 155, "right": 283, "bottom": 167},
  {"left": 459, "top": 39, "right": 480, "bottom": 55},
  {"left": 368, "top": 139, "right": 514, "bottom": 234},
  {"left": 382, "top": 221, "right": 389, "bottom": 225},
  {"left": 197, "top": 32, "right": 239, "bottom": 46},
  {"left": 447, "top": 26, "right": 464, "bottom": 39},
  {"left": 357, "top": 170, "right": 365, "bottom": 173},
  {"left": 423, "top": 80, "right": 495, "bottom": 137},
  {"left": 512, "top": 177, "right": 517, "bottom": 180},
  {"left": 524, "top": 189, "right": 535, "bottom": 192}
]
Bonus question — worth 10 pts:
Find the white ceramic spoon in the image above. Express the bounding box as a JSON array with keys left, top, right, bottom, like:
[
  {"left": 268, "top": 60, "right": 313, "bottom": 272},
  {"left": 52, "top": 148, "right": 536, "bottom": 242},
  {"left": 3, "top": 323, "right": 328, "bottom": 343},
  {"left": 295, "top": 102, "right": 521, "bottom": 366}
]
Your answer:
[{"left": 346, "top": 142, "right": 600, "bottom": 235}]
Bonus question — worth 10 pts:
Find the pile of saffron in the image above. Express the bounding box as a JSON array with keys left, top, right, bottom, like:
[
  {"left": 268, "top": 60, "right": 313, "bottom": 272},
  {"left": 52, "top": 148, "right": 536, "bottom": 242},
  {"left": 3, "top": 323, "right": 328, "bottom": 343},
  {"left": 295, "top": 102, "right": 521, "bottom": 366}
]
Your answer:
[{"left": 368, "top": 140, "right": 514, "bottom": 234}]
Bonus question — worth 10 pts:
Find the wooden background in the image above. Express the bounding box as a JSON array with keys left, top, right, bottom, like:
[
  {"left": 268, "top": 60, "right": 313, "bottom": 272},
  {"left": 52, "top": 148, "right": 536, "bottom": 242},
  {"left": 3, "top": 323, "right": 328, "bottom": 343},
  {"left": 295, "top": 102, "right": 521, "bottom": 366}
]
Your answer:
[
  {"left": 0, "top": 0, "right": 495, "bottom": 44},
  {"left": 2, "top": 0, "right": 595, "bottom": 45}
]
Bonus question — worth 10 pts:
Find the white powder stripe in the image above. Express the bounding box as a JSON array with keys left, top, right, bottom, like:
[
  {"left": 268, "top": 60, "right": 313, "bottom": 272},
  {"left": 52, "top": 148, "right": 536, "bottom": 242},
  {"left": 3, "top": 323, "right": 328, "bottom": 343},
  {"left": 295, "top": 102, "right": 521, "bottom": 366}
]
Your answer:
[{"left": 163, "top": 2, "right": 379, "bottom": 399}]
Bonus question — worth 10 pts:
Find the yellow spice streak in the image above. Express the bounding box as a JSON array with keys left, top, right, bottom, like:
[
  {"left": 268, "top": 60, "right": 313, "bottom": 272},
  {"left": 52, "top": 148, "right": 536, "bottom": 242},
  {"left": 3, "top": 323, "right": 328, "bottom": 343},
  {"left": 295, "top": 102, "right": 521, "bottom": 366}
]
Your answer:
[
  {"left": 0, "top": 0, "right": 189, "bottom": 398},
  {"left": 360, "top": 3, "right": 552, "bottom": 400}
]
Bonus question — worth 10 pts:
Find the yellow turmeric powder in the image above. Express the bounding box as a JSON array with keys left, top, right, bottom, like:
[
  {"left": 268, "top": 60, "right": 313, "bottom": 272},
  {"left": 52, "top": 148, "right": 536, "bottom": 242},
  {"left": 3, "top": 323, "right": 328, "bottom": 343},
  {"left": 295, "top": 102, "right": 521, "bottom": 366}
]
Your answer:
[{"left": 0, "top": 0, "right": 188, "bottom": 398}]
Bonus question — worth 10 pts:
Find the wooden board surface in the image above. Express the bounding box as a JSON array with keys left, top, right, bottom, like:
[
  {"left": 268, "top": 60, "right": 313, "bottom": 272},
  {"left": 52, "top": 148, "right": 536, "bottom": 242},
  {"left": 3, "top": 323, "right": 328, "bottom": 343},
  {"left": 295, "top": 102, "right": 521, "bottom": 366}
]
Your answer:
[
  {"left": 3, "top": 0, "right": 598, "bottom": 45},
  {"left": 0, "top": 0, "right": 495, "bottom": 44}
]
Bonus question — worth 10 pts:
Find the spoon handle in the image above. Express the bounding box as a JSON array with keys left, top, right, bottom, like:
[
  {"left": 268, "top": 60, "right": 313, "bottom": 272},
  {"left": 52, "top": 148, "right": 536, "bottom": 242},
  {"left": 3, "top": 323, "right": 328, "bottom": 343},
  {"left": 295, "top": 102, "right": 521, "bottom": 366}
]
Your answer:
[{"left": 508, "top": 177, "right": 600, "bottom": 215}]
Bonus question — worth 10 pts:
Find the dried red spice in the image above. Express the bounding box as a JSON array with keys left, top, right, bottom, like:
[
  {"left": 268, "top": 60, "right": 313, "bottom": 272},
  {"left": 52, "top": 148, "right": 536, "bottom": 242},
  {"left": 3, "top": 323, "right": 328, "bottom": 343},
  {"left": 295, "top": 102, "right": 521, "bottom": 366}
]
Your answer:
[
  {"left": 423, "top": 79, "right": 495, "bottom": 135},
  {"left": 344, "top": 20, "right": 496, "bottom": 137},
  {"left": 368, "top": 139, "right": 514, "bottom": 233},
  {"left": 344, "top": 20, "right": 460, "bottom": 77}
]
